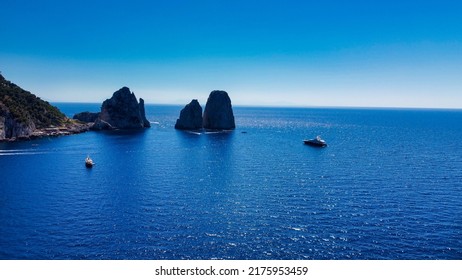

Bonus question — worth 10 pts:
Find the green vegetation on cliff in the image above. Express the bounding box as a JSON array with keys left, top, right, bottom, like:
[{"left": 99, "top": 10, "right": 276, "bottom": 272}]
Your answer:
[{"left": 0, "top": 74, "right": 66, "bottom": 128}]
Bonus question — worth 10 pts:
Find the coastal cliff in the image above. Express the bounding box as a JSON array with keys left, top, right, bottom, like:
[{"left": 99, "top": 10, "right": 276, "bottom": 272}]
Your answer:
[{"left": 0, "top": 74, "right": 91, "bottom": 141}]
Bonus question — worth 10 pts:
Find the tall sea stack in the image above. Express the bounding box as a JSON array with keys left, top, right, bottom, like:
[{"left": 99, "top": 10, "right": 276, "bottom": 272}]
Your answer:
[
  {"left": 139, "top": 98, "right": 151, "bottom": 128},
  {"left": 92, "top": 87, "right": 150, "bottom": 130},
  {"left": 175, "top": 99, "right": 203, "bottom": 130},
  {"left": 202, "top": 90, "right": 235, "bottom": 130}
]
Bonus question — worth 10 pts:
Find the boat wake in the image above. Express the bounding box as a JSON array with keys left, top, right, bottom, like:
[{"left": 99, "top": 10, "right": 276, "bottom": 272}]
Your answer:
[
  {"left": 185, "top": 131, "right": 202, "bottom": 135},
  {"left": 0, "top": 149, "right": 48, "bottom": 156},
  {"left": 204, "top": 130, "right": 233, "bottom": 134},
  {"left": 184, "top": 130, "right": 233, "bottom": 135}
]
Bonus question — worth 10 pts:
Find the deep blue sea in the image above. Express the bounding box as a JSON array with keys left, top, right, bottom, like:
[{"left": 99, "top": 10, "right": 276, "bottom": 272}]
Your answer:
[{"left": 1, "top": 104, "right": 461, "bottom": 260}]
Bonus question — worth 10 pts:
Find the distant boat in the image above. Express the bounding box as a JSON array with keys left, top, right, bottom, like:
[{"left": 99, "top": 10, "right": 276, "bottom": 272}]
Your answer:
[
  {"left": 303, "top": 136, "right": 327, "bottom": 147},
  {"left": 85, "top": 155, "right": 94, "bottom": 168}
]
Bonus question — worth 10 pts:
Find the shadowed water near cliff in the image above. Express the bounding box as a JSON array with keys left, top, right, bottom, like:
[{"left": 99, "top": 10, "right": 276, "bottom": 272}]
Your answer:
[{"left": 0, "top": 105, "right": 461, "bottom": 259}]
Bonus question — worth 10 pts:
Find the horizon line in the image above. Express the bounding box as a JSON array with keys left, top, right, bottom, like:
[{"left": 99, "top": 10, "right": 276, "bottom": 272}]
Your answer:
[{"left": 50, "top": 101, "right": 462, "bottom": 111}]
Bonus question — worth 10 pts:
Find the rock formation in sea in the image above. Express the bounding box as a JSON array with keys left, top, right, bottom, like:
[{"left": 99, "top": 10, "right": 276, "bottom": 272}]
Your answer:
[
  {"left": 73, "top": 111, "right": 100, "bottom": 123},
  {"left": 91, "top": 87, "right": 151, "bottom": 130},
  {"left": 139, "top": 98, "right": 151, "bottom": 128},
  {"left": 0, "top": 73, "right": 91, "bottom": 141},
  {"left": 175, "top": 99, "right": 203, "bottom": 130},
  {"left": 202, "top": 90, "right": 235, "bottom": 130}
]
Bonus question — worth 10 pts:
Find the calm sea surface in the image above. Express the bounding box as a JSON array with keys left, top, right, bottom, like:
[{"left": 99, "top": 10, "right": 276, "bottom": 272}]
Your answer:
[{"left": 1, "top": 104, "right": 461, "bottom": 259}]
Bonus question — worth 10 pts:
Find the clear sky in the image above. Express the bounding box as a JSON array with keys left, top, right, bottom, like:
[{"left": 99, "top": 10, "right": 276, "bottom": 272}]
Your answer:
[{"left": 1, "top": 0, "right": 461, "bottom": 108}]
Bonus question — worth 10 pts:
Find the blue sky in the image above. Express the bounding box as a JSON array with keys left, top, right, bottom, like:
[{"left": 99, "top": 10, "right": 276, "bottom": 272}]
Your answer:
[{"left": 1, "top": 0, "right": 461, "bottom": 108}]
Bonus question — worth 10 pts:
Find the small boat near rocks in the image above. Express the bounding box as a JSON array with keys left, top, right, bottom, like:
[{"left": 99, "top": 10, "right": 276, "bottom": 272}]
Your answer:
[
  {"left": 85, "top": 155, "right": 94, "bottom": 168},
  {"left": 303, "top": 136, "right": 327, "bottom": 147}
]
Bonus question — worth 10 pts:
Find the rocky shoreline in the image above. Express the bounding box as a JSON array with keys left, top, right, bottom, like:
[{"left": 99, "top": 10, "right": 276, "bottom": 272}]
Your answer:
[
  {"left": 1, "top": 73, "right": 94, "bottom": 142},
  {"left": 1, "top": 73, "right": 151, "bottom": 142},
  {"left": 1, "top": 120, "right": 92, "bottom": 142}
]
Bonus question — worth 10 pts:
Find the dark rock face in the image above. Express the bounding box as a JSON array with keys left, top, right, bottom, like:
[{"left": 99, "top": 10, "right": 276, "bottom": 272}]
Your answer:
[
  {"left": 202, "top": 90, "right": 235, "bottom": 130},
  {"left": 139, "top": 98, "right": 151, "bottom": 128},
  {"left": 175, "top": 99, "right": 203, "bottom": 130},
  {"left": 0, "top": 102, "right": 35, "bottom": 140},
  {"left": 73, "top": 111, "right": 100, "bottom": 123},
  {"left": 92, "top": 118, "right": 114, "bottom": 130},
  {"left": 92, "top": 87, "right": 150, "bottom": 130}
]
